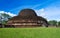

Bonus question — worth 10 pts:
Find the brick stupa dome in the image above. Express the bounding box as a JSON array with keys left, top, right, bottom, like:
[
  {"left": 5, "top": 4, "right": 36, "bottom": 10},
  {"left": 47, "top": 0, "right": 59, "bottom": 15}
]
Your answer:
[{"left": 19, "top": 9, "right": 37, "bottom": 17}]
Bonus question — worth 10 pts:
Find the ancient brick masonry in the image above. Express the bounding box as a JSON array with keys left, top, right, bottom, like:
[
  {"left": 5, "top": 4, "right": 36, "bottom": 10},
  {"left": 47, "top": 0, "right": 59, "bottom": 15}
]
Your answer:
[{"left": 5, "top": 9, "right": 49, "bottom": 28}]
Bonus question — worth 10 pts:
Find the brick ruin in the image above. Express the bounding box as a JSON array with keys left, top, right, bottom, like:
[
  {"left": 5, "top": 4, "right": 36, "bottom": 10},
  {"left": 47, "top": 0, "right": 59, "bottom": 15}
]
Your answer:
[{"left": 4, "top": 9, "right": 49, "bottom": 28}]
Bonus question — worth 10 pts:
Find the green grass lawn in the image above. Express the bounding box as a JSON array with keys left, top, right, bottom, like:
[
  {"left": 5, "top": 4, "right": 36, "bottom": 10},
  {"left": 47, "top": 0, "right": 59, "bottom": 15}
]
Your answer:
[{"left": 0, "top": 27, "right": 60, "bottom": 38}]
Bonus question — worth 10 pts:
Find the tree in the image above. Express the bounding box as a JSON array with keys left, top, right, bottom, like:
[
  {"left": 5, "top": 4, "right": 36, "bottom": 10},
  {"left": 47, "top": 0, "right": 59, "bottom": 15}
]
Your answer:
[
  {"left": 1, "top": 13, "right": 11, "bottom": 20},
  {"left": 48, "top": 20, "right": 57, "bottom": 26},
  {"left": 57, "top": 21, "right": 60, "bottom": 26},
  {"left": 0, "top": 13, "right": 12, "bottom": 25}
]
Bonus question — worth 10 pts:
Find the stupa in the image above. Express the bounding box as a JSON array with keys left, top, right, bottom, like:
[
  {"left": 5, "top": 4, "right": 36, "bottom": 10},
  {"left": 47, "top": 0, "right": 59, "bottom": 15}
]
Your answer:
[{"left": 5, "top": 9, "right": 49, "bottom": 27}]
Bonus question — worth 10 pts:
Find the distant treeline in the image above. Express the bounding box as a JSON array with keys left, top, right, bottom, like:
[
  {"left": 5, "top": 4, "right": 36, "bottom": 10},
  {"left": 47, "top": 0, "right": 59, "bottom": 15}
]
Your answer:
[{"left": 48, "top": 20, "right": 60, "bottom": 27}]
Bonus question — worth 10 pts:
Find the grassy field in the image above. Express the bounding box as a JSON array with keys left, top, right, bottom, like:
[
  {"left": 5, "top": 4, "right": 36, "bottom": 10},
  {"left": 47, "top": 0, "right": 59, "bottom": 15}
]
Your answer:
[{"left": 0, "top": 27, "right": 60, "bottom": 38}]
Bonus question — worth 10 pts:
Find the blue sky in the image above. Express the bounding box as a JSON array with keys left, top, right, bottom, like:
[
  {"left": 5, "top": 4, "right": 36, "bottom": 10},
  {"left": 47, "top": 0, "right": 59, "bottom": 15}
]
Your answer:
[{"left": 0, "top": 0, "right": 60, "bottom": 21}]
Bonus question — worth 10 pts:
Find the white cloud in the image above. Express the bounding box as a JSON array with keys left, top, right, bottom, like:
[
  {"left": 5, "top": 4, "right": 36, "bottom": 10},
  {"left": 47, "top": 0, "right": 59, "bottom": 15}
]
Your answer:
[
  {"left": 35, "top": 8, "right": 46, "bottom": 17},
  {"left": 35, "top": 7, "right": 60, "bottom": 21},
  {"left": 6, "top": 12, "right": 17, "bottom": 17},
  {"left": 0, "top": 11, "right": 17, "bottom": 17},
  {"left": 44, "top": 6, "right": 60, "bottom": 21}
]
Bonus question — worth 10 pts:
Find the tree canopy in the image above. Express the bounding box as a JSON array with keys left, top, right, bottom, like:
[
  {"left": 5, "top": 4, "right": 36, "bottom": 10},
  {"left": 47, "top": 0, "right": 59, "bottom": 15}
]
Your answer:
[
  {"left": 48, "top": 20, "right": 57, "bottom": 26},
  {"left": 0, "top": 13, "right": 12, "bottom": 25}
]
